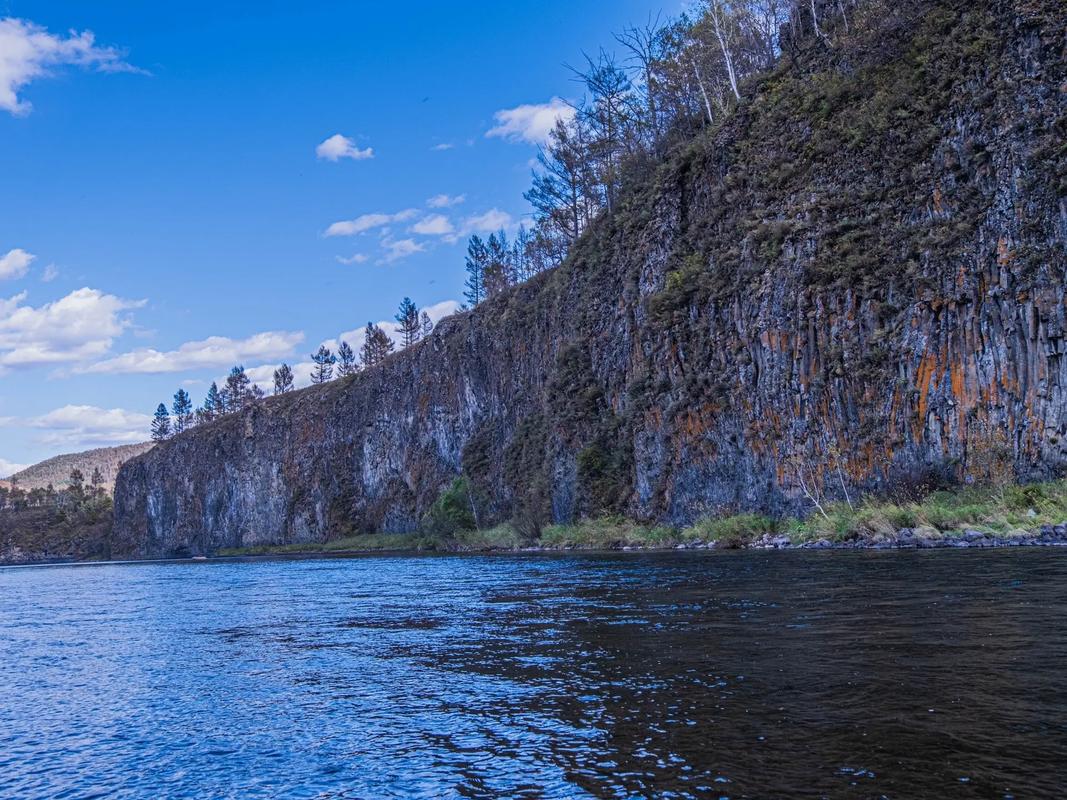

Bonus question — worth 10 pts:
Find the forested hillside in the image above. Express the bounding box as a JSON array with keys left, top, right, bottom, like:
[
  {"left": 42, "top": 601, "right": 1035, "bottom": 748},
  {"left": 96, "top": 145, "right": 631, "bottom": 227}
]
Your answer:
[
  {"left": 8, "top": 442, "right": 153, "bottom": 492},
  {"left": 113, "top": 0, "right": 1066, "bottom": 558}
]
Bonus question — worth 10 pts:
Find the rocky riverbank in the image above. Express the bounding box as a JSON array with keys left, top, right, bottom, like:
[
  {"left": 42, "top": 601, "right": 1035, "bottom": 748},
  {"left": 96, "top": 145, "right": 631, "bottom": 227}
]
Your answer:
[
  {"left": 212, "top": 521, "right": 1067, "bottom": 559},
  {"left": 701, "top": 525, "right": 1067, "bottom": 551}
]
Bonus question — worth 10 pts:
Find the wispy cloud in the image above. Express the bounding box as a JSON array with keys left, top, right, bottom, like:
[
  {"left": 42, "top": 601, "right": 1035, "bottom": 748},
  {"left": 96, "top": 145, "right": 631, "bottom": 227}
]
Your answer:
[
  {"left": 378, "top": 238, "right": 424, "bottom": 264},
  {"left": 486, "top": 97, "right": 575, "bottom": 145},
  {"left": 443, "top": 208, "right": 515, "bottom": 243},
  {"left": 0, "top": 456, "right": 29, "bottom": 477},
  {"left": 410, "top": 214, "right": 454, "bottom": 236},
  {"left": 0, "top": 404, "right": 152, "bottom": 449},
  {"left": 0, "top": 17, "right": 144, "bottom": 116},
  {"left": 315, "top": 133, "right": 374, "bottom": 162},
  {"left": 430, "top": 143, "right": 454, "bottom": 151},
  {"left": 335, "top": 253, "right": 368, "bottom": 265},
  {"left": 0, "top": 248, "right": 34, "bottom": 280},
  {"left": 427, "top": 193, "right": 465, "bottom": 208},
  {"left": 79, "top": 330, "right": 305, "bottom": 375},
  {"left": 325, "top": 209, "right": 417, "bottom": 237}
]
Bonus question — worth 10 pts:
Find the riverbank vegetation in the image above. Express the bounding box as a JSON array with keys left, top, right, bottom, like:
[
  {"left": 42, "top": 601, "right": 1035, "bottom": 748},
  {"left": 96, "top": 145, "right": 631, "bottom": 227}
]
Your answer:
[{"left": 216, "top": 477, "right": 1067, "bottom": 556}]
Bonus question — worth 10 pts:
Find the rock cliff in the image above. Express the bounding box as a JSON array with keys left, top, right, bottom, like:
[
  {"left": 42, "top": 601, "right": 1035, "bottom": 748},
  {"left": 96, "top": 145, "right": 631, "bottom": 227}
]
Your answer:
[{"left": 113, "top": 0, "right": 1066, "bottom": 557}]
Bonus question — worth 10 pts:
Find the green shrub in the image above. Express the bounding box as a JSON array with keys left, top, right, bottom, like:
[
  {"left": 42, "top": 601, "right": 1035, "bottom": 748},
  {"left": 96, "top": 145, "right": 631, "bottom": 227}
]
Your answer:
[{"left": 419, "top": 478, "right": 476, "bottom": 539}]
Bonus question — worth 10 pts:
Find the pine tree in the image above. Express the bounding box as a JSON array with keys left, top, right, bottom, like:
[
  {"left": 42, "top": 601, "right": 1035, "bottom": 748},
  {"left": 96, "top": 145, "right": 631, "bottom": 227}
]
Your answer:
[
  {"left": 337, "top": 341, "right": 358, "bottom": 377},
  {"left": 172, "top": 388, "right": 193, "bottom": 433},
  {"left": 525, "top": 117, "right": 599, "bottom": 244},
  {"left": 151, "top": 403, "right": 171, "bottom": 442},
  {"left": 483, "top": 231, "right": 511, "bottom": 297},
  {"left": 224, "top": 366, "right": 254, "bottom": 410},
  {"left": 203, "top": 382, "right": 223, "bottom": 419},
  {"left": 359, "top": 322, "right": 394, "bottom": 368},
  {"left": 90, "top": 467, "right": 105, "bottom": 497},
  {"left": 273, "top": 363, "right": 294, "bottom": 394},
  {"left": 420, "top": 311, "right": 434, "bottom": 338},
  {"left": 69, "top": 469, "right": 86, "bottom": 502},
  {"left": 395, "top": 297, "right": 421, "bottom": 348},
  {"left": 310, "top": 345, "right": 336, "bottom": 384},
  {"left": 464, "top": 235, "right": 489, "bottom": 306}
]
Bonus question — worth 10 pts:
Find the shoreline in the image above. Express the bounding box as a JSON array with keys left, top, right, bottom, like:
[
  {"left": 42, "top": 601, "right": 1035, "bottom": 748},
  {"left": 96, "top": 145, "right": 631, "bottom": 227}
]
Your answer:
[{"left": 6, "top": 523, "right": 1067, "bottom": 569}]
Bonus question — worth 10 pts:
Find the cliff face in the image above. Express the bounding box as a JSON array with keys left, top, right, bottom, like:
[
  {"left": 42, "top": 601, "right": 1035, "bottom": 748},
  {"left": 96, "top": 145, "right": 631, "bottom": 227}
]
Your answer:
[{"left": 113, "top": 0, "right": 1066, "bottom": 557}]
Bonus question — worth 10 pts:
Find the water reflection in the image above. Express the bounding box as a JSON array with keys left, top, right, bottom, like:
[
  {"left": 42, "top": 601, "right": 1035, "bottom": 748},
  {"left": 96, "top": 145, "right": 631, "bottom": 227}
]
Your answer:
[{"left": 1, "top": 550, "right": 1065, "bottom": 798}]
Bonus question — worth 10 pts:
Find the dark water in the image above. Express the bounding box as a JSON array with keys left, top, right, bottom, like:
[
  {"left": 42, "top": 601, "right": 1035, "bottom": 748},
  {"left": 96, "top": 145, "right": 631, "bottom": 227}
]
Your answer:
[{"left": 1, "top": 551, "right": 1065, "bottom": 799}]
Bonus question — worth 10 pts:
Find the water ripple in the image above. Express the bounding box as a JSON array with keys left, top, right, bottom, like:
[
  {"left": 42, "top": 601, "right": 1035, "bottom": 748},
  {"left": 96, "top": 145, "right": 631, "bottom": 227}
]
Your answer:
[{"left": 1, "top": 550, "right": 1065, "bottom": 798}]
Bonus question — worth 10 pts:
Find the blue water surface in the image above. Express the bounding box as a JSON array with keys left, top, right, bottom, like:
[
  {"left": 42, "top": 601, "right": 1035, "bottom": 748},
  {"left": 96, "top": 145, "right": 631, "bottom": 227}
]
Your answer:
[{"left": 2, "top": 550, "right": 1065, "bottom": 798}]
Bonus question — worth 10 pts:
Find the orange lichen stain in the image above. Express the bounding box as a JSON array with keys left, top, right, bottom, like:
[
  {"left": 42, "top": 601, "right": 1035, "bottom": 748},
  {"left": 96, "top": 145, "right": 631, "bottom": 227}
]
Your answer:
[
  {"left": 956, "top": 262, "right": 968, "bottom": 291},
  {"left": 933, "top": 186, "right": 944, "bottom": 215},
  {"left": 997, "top": 237, "right": 1014, "bottom": 266},
  {"left": 914, "top": 350, "right": 937, "bottom": 437},
  {"left": 949, "top": 359, "right": 973, "bottom": 432}
]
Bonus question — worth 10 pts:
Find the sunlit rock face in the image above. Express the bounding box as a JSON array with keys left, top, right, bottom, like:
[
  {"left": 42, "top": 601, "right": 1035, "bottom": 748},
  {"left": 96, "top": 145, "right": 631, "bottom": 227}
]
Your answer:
[{"left": 113, "top": 0, "right": 1066, "bottom": 557}]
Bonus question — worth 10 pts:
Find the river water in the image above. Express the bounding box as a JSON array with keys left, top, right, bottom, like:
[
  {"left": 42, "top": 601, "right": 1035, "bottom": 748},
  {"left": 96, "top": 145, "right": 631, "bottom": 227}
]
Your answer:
[{"left": 1, "top": 550, "right": 1065, "bottom": 799}]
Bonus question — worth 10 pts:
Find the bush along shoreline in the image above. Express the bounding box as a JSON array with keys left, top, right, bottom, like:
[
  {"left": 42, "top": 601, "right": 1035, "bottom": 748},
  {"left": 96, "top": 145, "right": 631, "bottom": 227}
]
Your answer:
[{"left": 217, "top": 479, "right": 1067, "bottom": 557}]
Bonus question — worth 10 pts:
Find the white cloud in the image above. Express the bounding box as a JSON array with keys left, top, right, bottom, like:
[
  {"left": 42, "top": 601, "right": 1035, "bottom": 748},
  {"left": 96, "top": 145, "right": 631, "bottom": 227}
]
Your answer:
[
  {"left": 427, "top": 193, "right": 465, "bottom": 208},
  {"left": 410, "top": 214, "right": 454, "bottom": 236},
  {"left": 462, "top": 208, "right": 514, "bottom": 233},
  {"left": 335, "top": 253, "right": 368, "bottom": 265},
  {"left": 0, "top": 248, "right": 34, "bottom": 280},
  {"left": 430, "top": 143, "right": 454, "bottom": 151},
  {"left": 325, "top": 209, "right": 417, "bottom": 237},
  {"left": 315, "top": 133, "right": 374, "bottom": 162},
  {"left": 0, "top": 287, "right": 143, "bottom": 370},
  {"left": 444, "top": 208, "right": 516, "bottom": 243},
  {"left": 41, "top": 263, "right": 58, "bottom": 282},
  {"left": 486, "top": 97, "right": 575, "bottom": 145},
  {"left": 0, "top": 405, "right": 152, "bottom": 449},
  {"left": 378, "top": 238, "right": 424, "bottom": 264},
  {"left": 0, "top": 457, "right": 29, "bottom": 477},
  {"left": 245, "top": 361, "right": 315, "bottom": 392},
  {"left": 0, "top": 17, "right": 142, "bottom": 116},
  {"left": 79, "top": 330, "right": 305, "bottom": 375}
]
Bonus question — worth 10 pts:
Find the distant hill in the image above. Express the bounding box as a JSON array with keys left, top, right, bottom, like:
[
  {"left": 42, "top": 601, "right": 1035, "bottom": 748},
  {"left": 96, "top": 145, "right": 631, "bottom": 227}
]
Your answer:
[{"left": 8, "top": 443, "right": 155, "bottom": 492}]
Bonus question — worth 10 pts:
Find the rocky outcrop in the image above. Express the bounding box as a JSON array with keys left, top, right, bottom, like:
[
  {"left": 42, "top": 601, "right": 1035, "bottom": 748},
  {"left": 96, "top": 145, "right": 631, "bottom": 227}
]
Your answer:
[{"left": 113, "top": 0, "right": 1066, "bottom": 558}]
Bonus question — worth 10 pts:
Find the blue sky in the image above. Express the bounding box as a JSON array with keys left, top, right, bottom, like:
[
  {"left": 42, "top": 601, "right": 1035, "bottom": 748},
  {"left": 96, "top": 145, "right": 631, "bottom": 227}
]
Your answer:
[{"left": 0, "top": 0, "right": 679, "bottom": 473}]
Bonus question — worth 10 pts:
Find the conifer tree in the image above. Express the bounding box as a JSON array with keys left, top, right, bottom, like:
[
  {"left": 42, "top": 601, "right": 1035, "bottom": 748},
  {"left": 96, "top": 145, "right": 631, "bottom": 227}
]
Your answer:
[
  {"left": 359, "top": 322, "right": 394, "bottom": 368},
  {"left": 273, "top": 363, "right": 294, "bottom": 394},
  {"left": 337, "top": 341, "right": 358, "bottom": 377},
  {"left": 483, "top": 232, "right": 511, "bottom": 297},
  {"left": 310, "top": 345, "right": 336, "bottom": 384},
  {"left": 420, "top": 311, "right": 434, "bottom": 338},
  {"left": 172, "top": 388, "right": 193, "bottom": 433},
  {"left": 395, "top": 297, "right": 421, "bottom": 348},
  {"left": 224, "top": 366, "right": 254, "bottom": 410},
  {"left": 151, "top": 403, "right": 171, "bottom": 442},
  {"left": 69, "top": 469, "right": 86, "bottom": 501},
  {"left": 464, "top": 235, "right": 489, "bottom": 306},
  {"left": 90, "top": 467, "right": 105, "bottom": 497},
  {"left": 203, "top": 382, "right": 223, "bottom": 419}
]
